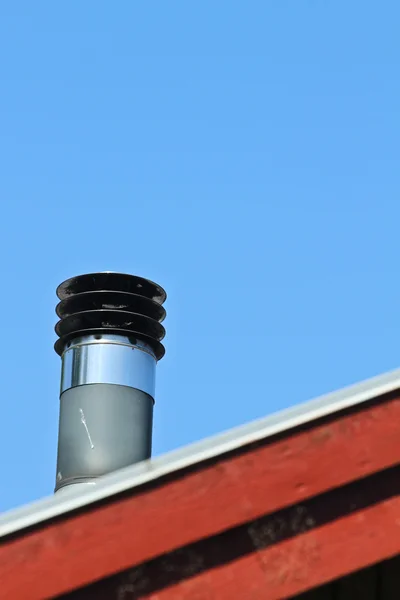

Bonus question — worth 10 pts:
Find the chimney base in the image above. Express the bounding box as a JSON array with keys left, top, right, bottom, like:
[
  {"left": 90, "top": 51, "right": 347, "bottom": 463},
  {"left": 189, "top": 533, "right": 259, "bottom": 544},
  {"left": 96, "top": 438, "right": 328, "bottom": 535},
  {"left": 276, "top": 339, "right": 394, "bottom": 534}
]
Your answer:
[{"left": 55, "top": 383, "right": 153, "bottom": 493}]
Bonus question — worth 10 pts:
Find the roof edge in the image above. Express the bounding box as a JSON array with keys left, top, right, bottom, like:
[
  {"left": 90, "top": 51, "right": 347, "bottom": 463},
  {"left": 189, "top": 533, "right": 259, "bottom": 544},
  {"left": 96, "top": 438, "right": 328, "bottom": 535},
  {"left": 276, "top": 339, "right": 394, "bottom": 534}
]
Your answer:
[{"left": 1, "top": 366, "right": 400, "bottom": 538}]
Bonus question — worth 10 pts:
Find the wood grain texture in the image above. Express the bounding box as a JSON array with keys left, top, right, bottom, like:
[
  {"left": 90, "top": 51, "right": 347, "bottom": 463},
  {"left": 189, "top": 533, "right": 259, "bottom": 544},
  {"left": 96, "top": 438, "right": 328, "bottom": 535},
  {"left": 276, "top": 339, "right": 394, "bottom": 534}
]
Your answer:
[
  {"left": 1, "top": 393, "right": 400, "bottom": 599},
  {"left": 61, "top": 465, "right": 400, "bottom": 600},
  {"left": 136, "top": 494, "right": 400, "bottom": 600}
]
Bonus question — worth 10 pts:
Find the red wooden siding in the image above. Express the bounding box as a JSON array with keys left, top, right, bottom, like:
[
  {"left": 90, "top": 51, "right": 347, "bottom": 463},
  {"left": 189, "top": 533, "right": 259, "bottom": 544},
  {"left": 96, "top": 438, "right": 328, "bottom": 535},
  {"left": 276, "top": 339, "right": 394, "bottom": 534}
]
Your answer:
[
  {"left": 1, "top": 391, "right": 400, "bottom": 599},
  {"left": 62, "top": 464, "right": 400, "bottom": 599}
]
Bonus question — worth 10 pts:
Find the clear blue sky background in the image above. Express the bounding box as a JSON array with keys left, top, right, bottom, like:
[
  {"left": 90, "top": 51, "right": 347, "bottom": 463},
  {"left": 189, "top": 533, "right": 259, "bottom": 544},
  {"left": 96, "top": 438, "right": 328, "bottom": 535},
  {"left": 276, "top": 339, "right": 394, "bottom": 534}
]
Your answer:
[{"left": 1, "top": 2, "right": 399, "bottom": 512}]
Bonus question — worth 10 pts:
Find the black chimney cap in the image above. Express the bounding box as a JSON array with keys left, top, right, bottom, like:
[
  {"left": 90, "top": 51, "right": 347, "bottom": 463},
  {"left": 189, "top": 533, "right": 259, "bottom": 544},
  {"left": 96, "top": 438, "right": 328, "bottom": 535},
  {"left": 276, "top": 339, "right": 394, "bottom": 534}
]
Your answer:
[{"left": 54, "top": 272, "right": 167, "bottom": 359}]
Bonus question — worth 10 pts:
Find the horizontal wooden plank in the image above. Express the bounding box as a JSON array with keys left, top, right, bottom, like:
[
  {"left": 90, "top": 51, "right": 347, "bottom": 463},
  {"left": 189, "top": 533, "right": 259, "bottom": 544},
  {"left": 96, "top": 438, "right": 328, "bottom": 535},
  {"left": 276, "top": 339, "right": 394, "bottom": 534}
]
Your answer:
[
  {"left": 61, "top": 464, "right": 400, "bottom": 599},
  {"left": 139, "top": 492, "right": 400, "bottom": 599},
  {"left": 2, "top": 394, "right": 400, "bottom": 599}
]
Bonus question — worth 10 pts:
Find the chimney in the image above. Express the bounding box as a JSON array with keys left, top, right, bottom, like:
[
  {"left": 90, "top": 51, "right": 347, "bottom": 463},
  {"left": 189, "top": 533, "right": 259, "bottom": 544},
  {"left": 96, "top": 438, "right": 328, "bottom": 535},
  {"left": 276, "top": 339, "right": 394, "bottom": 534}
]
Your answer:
[{"left": 53, "top": 272, "right": 166, "bottom": 494}]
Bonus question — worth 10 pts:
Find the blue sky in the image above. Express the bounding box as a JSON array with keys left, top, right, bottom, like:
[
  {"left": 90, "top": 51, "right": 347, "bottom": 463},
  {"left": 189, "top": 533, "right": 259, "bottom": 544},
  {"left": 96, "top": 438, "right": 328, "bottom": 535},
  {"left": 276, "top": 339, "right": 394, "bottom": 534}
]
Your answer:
[{"left": 1, "top": 1, "right": 399, "bottom": 511}]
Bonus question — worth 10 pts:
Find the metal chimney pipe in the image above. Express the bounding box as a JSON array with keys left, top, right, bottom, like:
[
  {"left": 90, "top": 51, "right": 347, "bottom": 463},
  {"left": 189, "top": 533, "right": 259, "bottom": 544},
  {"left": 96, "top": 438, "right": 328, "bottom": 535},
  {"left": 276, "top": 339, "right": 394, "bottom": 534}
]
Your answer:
[{"left": 53, "top": 272, "right": 166, "bottom": 494}]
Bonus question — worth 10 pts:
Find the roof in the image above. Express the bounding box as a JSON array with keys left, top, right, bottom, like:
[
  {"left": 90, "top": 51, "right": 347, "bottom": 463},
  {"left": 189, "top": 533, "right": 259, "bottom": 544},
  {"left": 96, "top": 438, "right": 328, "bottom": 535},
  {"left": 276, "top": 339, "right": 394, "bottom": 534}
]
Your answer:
[
  {"left": 2, "top": 366, "right": 400, "bottom": 538},
  {"left": 2, "top": 366, "right": 400, "bottom": 598}
]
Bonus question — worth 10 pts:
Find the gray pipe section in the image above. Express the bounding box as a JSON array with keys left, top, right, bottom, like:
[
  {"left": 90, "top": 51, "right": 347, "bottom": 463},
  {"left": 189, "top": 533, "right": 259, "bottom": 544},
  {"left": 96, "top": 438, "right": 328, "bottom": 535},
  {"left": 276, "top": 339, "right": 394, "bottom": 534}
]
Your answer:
[
  {"left": 55, "top": 384, "right": 153, "bottom": 492},
  {"left": 55, "top": 334, "right": 156, "bottom": 493}
]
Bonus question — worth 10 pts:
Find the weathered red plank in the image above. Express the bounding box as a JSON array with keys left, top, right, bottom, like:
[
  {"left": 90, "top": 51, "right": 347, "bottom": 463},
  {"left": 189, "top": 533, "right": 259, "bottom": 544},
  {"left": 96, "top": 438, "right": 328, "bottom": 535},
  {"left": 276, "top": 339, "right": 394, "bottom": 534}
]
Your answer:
[
  {"left": 62, "top": 464, "right": 400, "bottom": 599},
  {"left": 1, "top": 394, "right": 400, "bottom": 599},
  {"left": 143, "top": 494, "right": 400, "bottom": 600}
]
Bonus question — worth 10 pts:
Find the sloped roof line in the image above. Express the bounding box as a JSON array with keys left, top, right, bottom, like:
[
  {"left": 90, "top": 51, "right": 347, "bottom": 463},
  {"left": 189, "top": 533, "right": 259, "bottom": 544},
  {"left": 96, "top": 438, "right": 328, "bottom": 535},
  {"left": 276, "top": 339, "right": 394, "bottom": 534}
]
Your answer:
[{"left": 1, "top": 366, "right": 400, "bottom": 539}]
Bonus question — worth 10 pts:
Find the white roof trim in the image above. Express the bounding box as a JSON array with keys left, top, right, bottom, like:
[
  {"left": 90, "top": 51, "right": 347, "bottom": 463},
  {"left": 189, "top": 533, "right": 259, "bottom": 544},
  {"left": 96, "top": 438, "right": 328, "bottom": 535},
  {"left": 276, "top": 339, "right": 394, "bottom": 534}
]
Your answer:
[{"left": 1, "top": 366, "right": 400, "bottom": 538}]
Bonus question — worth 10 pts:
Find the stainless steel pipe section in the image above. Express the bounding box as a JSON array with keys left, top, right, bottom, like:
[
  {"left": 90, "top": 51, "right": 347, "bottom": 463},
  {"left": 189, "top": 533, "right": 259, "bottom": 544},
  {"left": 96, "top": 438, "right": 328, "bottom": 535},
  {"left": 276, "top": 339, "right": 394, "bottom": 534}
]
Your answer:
[{"left": 60, "top": 334, "right": 157, "bottom": 399}]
